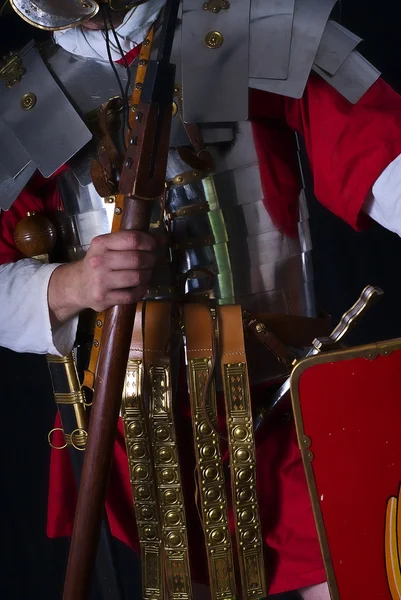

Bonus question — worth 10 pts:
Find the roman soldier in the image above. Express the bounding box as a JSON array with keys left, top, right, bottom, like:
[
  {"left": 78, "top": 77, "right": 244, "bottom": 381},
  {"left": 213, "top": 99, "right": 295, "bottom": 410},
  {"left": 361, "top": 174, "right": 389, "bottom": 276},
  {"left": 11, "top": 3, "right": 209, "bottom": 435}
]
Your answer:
[{"left": 1, "top": 1, "right": 401, "bottom": 598}]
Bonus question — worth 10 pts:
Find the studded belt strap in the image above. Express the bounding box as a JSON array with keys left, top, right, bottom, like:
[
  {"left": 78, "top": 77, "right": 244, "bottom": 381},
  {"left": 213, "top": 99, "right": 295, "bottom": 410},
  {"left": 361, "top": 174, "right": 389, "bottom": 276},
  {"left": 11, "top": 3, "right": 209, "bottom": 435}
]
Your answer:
[
  {"left": 217, "top": 304, "right": 267, "bottom": 600},
  {"left": 184, "top": 302, "right": 237, "bottom": 600},
  {"left": 144, "top": 301, "right": 193, "bottom": 600},
  {"left": 121, "top": 302, "right": 164, "bottom": 599}
]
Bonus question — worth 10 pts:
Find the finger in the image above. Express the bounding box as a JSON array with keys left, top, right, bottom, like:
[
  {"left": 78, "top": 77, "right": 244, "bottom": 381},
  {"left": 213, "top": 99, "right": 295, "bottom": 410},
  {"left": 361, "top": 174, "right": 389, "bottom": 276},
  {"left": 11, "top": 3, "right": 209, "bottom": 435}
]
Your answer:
[
  {"left": 103, "top": 269, "right": 153, "bottom": 291},
  {"left": 151, "top": 231, "right": 168, "bottom": 247},
  {"left": 91, "top": 230, "right": 158, "bottom": 253},
  {"left": 104, "top": 250, "right": 157, "bottom": 271},
  {"left": 104, "top": 286, "right": 148, "bottom": 307}
]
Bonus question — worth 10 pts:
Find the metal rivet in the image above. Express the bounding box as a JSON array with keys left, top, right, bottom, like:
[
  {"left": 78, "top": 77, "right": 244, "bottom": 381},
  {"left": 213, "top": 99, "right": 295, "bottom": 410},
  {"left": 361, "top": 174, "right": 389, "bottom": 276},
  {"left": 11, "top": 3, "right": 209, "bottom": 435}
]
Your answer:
[
  {"left": 93, "top": 339, "right": 99, "bottom": 348},
  {"left": 172, "top": 102, "right": 178, "bottom": 117},
  {"left": 205, "top": 31, "right": 224, "bottom": 49},
  {"left": 20, "top": 92, "right": 36, "bottom": 111},
  {"left": 130, "top": 136, "right": 138, "bottom": 146},
  {"left": 96, "top": 319, "right": 103, "bottom": 328},
  {"left": 131, "top": 104, "right": 138, "bottom": 112},
  {"left": 135, "top": 112, "right": 143, "bottom": 122},
  {"left": 203, "top": 1, "right": 210, "bottom": 8},
  {"left": 125, "top": 157, "right": 133, "bottom": 168},
  {"left": 138, "top": 59, "right": 147, "bottom": 66},
  {"left": 115, "top": 207, "right": 122, "bottom": 215},
  {"left": 255, "top": 323, "right": 265, "bottom": 333},
  {"left": 143, "top": 39, "right": 150, "bottom": 46},
  {"left": 135, "top": 82, "right": 143, "bottom": 90}
]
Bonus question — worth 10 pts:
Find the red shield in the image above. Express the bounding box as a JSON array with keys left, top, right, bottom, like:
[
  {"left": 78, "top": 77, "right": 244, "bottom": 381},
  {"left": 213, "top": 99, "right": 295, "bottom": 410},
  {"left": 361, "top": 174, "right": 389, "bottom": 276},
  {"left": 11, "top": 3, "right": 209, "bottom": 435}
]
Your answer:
[{"left": 290, "top": 339, "right": 401, "bottom": 600}]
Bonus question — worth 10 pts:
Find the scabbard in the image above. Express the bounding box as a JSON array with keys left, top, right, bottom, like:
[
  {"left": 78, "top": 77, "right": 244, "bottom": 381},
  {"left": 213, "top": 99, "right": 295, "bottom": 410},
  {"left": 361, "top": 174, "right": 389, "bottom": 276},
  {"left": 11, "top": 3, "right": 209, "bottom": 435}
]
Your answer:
[
  {"left": 184, "top": 302, "right": 237, "bottom": 600},
  {"left": 217, "top": 305, "right": 267, "bottom": 600},
  {"left": 47, "top": 352, "right": 124, "bottom": 600}
]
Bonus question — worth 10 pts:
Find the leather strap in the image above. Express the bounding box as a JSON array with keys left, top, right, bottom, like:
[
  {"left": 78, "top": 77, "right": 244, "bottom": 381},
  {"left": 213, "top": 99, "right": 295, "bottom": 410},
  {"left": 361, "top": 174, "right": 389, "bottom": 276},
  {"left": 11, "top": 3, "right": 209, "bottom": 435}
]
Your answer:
[
  {"left": 91, "top": 96, "right": 125, "bottom": 197},
  {"left": 217, "top": 305, "right": 267, "bottom": 600},
  {"left": 82, "top": 27, "right": 155, "bottom": 393},
  {"left": 184, "top": 303, "right": 237, "bottom": 600},
  {"left": 244, "top": 312, "right": 332, "bottom": 349},
  {"left": 144, "top": 301, "right": 193, "bottom": 600},
  {"left": 244, "top": 313, "right": 295, "bottom": 366},
  {"left": 121, "top": 302, "right": 164, "bottom": 599}
]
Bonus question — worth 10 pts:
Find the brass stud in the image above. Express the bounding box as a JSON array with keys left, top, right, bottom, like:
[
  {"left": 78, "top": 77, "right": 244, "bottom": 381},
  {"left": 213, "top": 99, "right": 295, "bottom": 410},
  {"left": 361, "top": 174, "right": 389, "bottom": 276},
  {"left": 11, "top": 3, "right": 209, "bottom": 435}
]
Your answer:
[
  {"left": 210, "top": 529, "right": 225, "bottom": 543},
  {"left": 163, "top": 489, "right": 178, "bottom": 504},
  {"left": 130, "top": 443, "right": 146, "bottom": 459},
  {"left": 140, "top": 506, "right": 153, "bottom": 520},
  {"left": 143, "top": 525, "right": 156, "bottom": 540},
  {"left": 172, "top": 101, "right": 178, "bottom": 117},
  {"left": 136, "top": 485, "right": 151, "bottom": 501},
  {"left": 93, "top": 339, "right": 99, "bottom": 348},
  {"left": 205, "top": 31, "right": 224, "bottom": 49},
  {"left": 115, "top": 206, "right": 122, "bottom": 215},
  {"left": 255, "top": 322, "right": 265, "bottom": 333},
  {"left": 134, "top": 464, "right": 148, "bottom": 480},
  {"left": 167, "top": 532, "right": 181, "bottom": 547},
  {"left": 20, "top": 92, "right": 36, "bottom": 111},
  {"left": 138, "top": 59, "right": 147, "bottom": 66},
  {"left": 128, "top": 422, "right": 142, "bottom": 437},
  {"left": 204, "top": 466, "right": 218, "bottom": 481},
  {"left": 166, "top": 511, "right": 180, "bottom": 526}
]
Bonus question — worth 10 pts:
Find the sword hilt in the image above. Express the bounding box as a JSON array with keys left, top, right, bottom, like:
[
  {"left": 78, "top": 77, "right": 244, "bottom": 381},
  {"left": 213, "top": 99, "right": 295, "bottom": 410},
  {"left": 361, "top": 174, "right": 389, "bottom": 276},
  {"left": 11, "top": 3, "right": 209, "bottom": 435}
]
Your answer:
[{"left": 312, "top": 285, "right": 384, "bottom": 353}]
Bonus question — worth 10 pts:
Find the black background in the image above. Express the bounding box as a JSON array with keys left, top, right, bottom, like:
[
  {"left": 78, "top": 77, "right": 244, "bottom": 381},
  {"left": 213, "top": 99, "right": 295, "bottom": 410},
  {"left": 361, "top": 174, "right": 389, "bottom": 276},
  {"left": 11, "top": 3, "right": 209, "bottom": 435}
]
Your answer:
[{"left": 1, "top": 1, "right": 401, "bottom": 598}]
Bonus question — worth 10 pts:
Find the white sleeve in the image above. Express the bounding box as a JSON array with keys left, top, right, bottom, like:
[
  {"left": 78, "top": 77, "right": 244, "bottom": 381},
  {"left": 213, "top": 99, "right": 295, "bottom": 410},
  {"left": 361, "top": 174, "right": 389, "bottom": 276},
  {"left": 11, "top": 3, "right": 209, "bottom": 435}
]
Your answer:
[
  {"left": 364, "top": 153, "right": 401, "bottom": 237},
  {"left": 0, "top": 259, "right": 78, "bottom": 356}
]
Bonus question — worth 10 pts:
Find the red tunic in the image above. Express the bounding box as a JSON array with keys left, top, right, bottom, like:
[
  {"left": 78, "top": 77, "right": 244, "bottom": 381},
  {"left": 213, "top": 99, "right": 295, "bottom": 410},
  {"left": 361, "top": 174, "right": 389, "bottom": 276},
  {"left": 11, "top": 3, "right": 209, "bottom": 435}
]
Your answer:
[{"left": 2, "top": 74, "right": 401, "bottom": 594}]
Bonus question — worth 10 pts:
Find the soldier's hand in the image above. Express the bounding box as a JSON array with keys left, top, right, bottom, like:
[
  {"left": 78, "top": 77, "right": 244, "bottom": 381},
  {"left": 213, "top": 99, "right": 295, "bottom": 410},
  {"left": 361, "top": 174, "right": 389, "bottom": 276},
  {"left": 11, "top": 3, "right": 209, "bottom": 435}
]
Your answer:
[
  {"left": 79, "top": 230, "right": 158, "bottom": 312},
  {"left": 48, "top": 230, "right": 160, "bottom": 326}
]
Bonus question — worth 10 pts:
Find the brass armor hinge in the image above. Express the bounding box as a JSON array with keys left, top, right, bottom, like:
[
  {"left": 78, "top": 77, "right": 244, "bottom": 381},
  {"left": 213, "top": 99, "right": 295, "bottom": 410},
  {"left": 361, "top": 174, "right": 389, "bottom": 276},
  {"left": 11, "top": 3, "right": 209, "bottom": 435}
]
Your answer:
[
  {"left": 0, "top": 52, "right": 26, "bottom": 87},
  {"left": 203, "top": 0, "right": 230, "bottom": 13}
]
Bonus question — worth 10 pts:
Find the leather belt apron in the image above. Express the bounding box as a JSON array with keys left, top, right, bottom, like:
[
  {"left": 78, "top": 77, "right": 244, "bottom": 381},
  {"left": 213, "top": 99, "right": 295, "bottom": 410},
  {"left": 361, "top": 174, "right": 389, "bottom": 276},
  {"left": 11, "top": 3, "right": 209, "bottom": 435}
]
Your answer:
[
  {"left": 184, "top": 302, "right": 237, "bottom": 600},
  {"left": 217, "top": 304, "right": 267, "bottom": 600}
]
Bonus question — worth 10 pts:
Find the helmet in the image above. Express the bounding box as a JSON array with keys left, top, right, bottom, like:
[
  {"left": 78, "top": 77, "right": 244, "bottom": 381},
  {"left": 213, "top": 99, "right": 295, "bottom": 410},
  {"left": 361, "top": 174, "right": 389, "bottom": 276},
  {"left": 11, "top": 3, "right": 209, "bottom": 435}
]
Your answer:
[{"left": 10, "top": 0, "right": 147, "bottom": 31}]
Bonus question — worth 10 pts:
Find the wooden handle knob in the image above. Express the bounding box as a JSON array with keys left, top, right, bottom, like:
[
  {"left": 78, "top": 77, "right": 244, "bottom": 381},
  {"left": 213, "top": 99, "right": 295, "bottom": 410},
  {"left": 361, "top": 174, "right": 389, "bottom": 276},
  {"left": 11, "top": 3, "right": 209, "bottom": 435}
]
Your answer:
[{"left": 14, "top": 211, "right": 57, "bottom": 259}]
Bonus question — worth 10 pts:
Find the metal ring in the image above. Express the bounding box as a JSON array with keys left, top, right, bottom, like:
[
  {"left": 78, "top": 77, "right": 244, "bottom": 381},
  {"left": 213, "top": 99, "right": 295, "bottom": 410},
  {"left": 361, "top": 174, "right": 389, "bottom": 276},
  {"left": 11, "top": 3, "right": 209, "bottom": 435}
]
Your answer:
[
  {"left": 70, "top": 428, "right": 88, "bottom": 451},
  {"left": 48, "top": 428, "right": 67, "bottom": 450}
]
